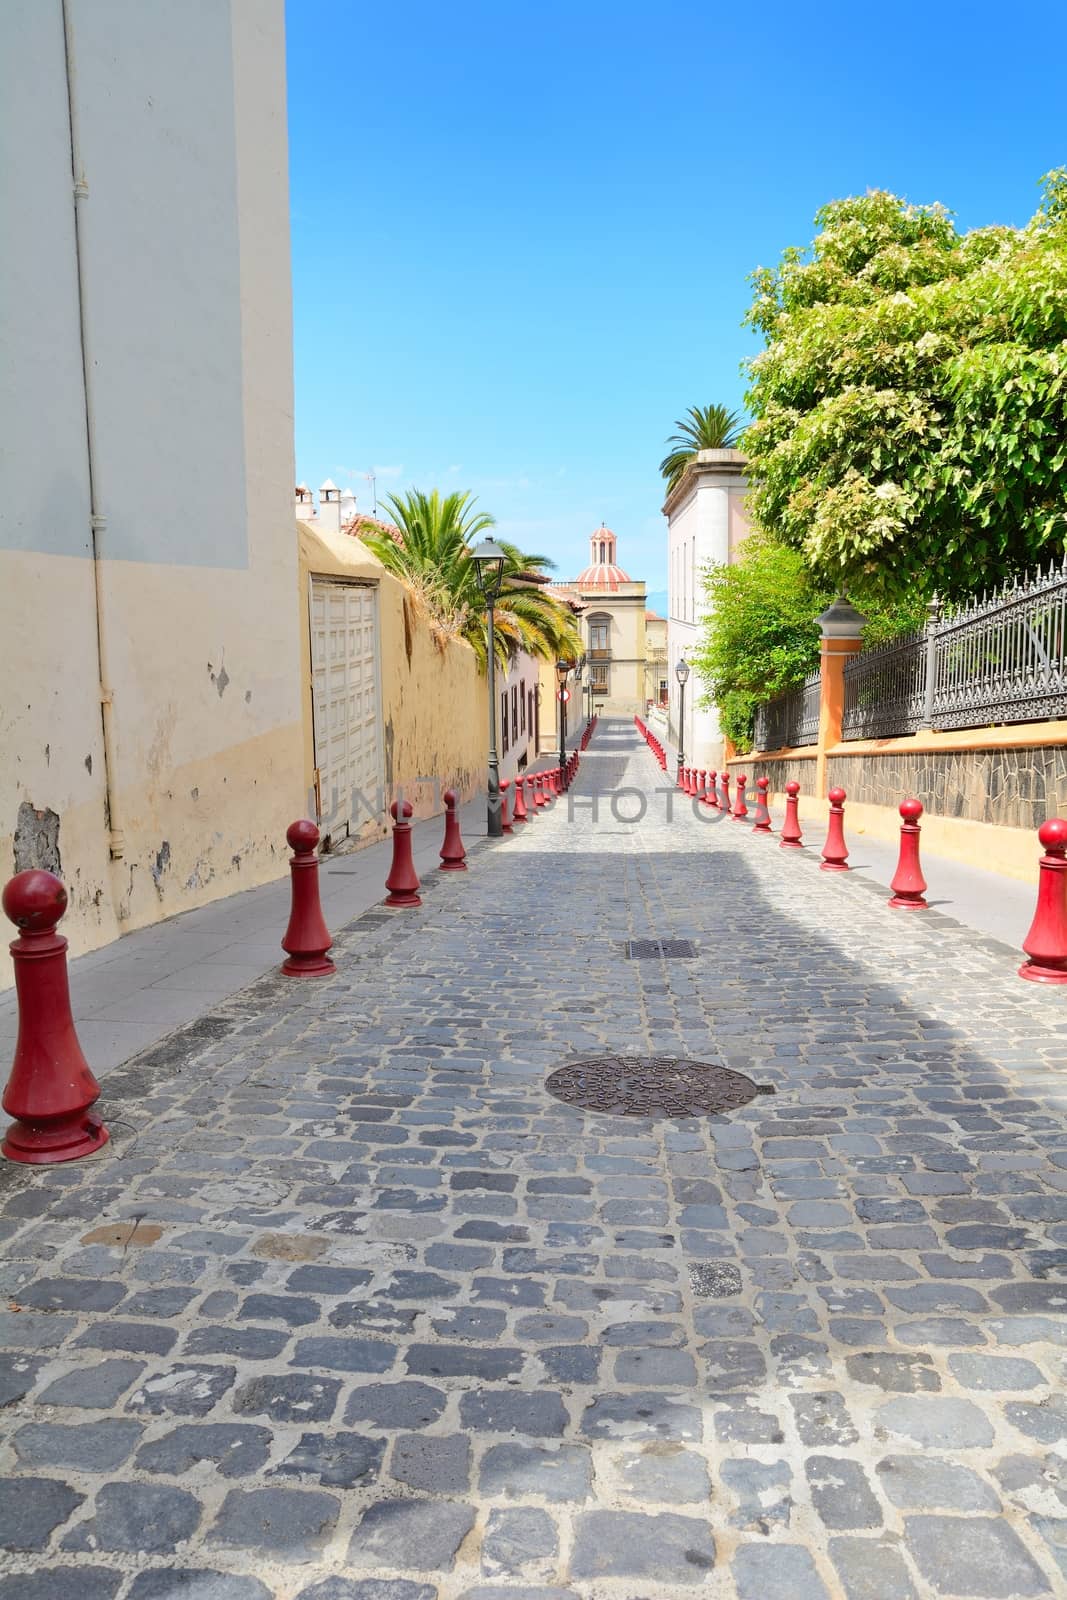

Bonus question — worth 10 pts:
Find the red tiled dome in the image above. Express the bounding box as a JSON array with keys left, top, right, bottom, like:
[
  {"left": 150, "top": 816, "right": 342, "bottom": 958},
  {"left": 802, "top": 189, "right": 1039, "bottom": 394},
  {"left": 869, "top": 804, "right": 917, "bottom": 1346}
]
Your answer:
[{"left": 574, "top": 562, "right": 631, "bottom": 590}]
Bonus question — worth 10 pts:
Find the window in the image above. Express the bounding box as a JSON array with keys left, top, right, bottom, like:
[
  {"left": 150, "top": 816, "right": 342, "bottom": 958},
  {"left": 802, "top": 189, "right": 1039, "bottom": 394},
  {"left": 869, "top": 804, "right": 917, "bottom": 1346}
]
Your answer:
[
  {"left": 530, "top": 689, "right": 537, "bottom": 746},
  {"left": 519, "top": 679, "right": 526, "bottom": 733},
  {"left": 511, "top": 685, "right": 519, "bottom": 743},
  {"left": 501, "top": 692, "right": 509, "bottom": 754},
  {"left": 591, "top": 662, "right": 609, "bottom": 692},
  {"left": 589, "top": 617, "right": 610, "bottom": 656}
]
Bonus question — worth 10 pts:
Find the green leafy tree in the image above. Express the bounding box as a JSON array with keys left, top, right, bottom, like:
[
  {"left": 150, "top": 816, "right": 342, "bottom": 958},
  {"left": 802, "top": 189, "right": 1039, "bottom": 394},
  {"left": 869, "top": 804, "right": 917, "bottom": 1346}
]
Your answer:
[
  {"left": 690, "top": 530, "right": 925, "bottom": 751},
  {"left": 356, "top": 488, "right": 581, "bottom": 670},
  {"left": 659, "top": 403, "right": 743, "bottom": 495},
  {"left": 743, "top": 172, "right": 1067, "bottom": 600}
]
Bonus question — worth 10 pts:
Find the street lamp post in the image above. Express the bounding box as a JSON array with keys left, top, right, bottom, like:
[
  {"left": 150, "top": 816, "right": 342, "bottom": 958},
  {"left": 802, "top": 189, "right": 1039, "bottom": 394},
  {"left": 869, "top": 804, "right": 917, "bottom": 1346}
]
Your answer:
[
  {"left": 471, "top": 538, "right": 507, "bottom": 837},
  {"left": 555, "top": 659, "right": 570, "bottom": 792},
  {"left": 675, "top": 657, "right": 690, "bottom": 782}
]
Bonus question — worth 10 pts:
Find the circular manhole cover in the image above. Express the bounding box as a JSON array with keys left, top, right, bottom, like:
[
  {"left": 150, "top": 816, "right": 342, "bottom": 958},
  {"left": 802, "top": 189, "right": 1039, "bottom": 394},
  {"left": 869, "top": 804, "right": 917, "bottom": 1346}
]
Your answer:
[{"left": 544, "top": 1054, "right": 770, "bottom": 1119}]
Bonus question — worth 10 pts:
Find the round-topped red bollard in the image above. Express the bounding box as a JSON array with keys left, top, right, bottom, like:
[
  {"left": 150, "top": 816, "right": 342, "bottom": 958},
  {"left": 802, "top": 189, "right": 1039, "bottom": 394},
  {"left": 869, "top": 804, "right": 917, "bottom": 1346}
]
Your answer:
[
  {"left": 821, "top": 786, "right": 850, "bottom": 871},
  {"left": 385, "top": 799, "right": 421, "bottom": 907},
  {"left": 281, "top": 820, "right": 335, "bottom": 976},
  {"left": 2, "top": 870, "right": 109, "bottom": 1164},
  {"left": 780, "top": 779, "right": 803, "bottom": 848},
  {"left": 512, "top": 776, "right": 528, "bottom": 824},
  {"left": 732, "top": 774, "right": 748, "bottom": 820},
  {"left": 752, "top": 775, "right": 773, "bottom": 833},
  {"left": 440, "top": 788, "right": 468, "bottom": 870},
  {"left": 888, "top": 797, "right": 928, "bottom": 909},
  {"left": 1019, "top": 818, "right": 1067, "bottom": 983}
]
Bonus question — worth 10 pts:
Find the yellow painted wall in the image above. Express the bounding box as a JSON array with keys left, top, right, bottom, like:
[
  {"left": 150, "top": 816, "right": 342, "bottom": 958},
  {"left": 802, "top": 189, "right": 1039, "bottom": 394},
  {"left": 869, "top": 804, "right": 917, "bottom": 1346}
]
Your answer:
[{"left": 298, "top": 522, "right": 488, "bottom": 836}]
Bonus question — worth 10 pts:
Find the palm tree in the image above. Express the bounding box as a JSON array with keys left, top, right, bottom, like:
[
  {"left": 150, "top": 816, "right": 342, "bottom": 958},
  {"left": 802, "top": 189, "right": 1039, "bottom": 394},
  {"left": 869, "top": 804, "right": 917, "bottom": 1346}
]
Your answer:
[
  {"left": 356, "top": 488, "right": 582, "bottom": 670},
  {"left": 659, "top": 404, "right": 743, "bottom": 495}
]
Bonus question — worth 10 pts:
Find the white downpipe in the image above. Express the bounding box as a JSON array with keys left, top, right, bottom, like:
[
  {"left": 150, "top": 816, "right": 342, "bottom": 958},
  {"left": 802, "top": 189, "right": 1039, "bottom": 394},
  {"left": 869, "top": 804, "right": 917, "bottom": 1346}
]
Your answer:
[{"left": 61, "top": 0, "right": 124, "bottom": 859}]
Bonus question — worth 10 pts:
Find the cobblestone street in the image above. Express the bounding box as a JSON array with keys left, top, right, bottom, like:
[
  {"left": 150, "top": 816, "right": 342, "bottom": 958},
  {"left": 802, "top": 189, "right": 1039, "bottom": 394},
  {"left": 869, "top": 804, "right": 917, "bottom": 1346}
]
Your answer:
[{"left": 3, "top": 718, "right": 1067, "bottom": 1600}]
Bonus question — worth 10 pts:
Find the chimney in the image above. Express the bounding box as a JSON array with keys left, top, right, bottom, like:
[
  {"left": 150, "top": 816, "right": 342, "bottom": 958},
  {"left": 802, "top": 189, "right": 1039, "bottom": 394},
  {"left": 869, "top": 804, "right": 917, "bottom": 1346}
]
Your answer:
[
  {"left": 318, "top": 479, "right": 342, "bottom": 535},
  {"left": 295, "top": 482, "right": 314, "bottom": 520}
]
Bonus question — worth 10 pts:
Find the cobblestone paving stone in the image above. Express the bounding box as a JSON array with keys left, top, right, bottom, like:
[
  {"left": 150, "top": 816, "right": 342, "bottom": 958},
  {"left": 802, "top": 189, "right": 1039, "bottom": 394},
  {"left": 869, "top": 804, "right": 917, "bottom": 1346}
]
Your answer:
[{"left": 2, "top": 718, "right": 1067, "bottom": 1598}]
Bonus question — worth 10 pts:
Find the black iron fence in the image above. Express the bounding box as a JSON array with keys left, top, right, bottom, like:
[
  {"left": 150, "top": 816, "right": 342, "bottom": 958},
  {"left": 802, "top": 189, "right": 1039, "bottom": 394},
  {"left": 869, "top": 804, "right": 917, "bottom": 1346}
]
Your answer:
[
  {"left": 752, "top": 557, "right": 1067, "bottom": 747},
  {"left": 842, "top": 627, "right": 928, "bottom": 740},
  {"left": 753, "top": 670, "right": 821, "bottom": 751},
  {"left": 932, "top": 562, "right": 1067, "bottom": 730}
]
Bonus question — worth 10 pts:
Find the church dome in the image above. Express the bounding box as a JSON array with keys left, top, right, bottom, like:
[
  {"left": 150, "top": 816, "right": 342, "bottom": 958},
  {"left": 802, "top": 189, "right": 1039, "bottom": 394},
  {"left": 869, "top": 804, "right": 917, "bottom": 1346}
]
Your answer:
[{"left": 575, "top": 524, "right": 630, "bottom": 589}]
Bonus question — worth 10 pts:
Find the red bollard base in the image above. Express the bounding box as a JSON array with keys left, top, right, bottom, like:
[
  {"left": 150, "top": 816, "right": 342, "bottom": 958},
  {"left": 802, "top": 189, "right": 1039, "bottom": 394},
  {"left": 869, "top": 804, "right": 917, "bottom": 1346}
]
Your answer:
[
  {"left": 2, "top": 1111, "right": 109, "bottom": 1166},
  {"left": 888, "top": 891, "right": 929, "bottom": 910},
  {"left": 281, "top": 949, "right": 336, "bottom": 977},
  {"left": 385, "top": 889, "right": 422, "bottom": 908},
  {"left": 1018, "top": 957, "right": 1067, "bottom": 985}
]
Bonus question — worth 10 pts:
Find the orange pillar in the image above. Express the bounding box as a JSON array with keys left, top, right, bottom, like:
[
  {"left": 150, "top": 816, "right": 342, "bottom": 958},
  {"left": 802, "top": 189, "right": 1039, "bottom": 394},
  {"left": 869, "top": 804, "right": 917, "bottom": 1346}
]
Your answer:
[{"left": 814, "top": 598, "right": 866, "bottom": 800}]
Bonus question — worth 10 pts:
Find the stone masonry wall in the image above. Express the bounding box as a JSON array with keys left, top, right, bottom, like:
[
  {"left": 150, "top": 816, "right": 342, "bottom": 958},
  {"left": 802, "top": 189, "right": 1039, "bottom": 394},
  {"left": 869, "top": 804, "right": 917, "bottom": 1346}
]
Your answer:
[
  {"left": 742, "top": 756, "right": 819, "bottom": 798},
  {"left": 826, "top": 745, "right": 1067, "bottom": 832}
]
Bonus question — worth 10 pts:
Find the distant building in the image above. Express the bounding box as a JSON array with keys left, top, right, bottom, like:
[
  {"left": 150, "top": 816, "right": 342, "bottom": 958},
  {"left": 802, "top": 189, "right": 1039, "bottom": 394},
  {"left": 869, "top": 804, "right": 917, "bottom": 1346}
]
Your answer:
[
  {"left": 663, "top": 450, "right": 750, "bottom": 766},
  {"left": 545, "top": 526, "right": 648, "bottom": 735},
  {"left": 645, "top": 612, "right": 668, "bottom": 707}
]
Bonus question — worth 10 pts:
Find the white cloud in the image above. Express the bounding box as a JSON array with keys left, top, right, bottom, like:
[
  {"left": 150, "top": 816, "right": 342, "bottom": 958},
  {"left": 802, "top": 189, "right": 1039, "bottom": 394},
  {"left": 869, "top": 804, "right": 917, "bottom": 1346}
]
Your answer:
[{"left": 373, "top": 464, "right": 404, "bottom": 480}]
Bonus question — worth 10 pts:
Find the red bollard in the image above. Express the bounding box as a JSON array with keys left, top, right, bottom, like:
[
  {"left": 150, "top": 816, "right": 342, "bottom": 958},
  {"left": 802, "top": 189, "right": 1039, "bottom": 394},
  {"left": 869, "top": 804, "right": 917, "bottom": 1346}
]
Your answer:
[
  {"left": 500, "top": 778, "right": 513, "bottom": 832},
  {"left": 1019, "top": 819, "right": 1067, "bottom": 984},
  {"left": 821, "top": 787, "right": 850, "bottom": 871},
  {"left": 281, "top": 819, "right": 335, "bottom": 977},
  {"left": 440, "top": 788, "right": 468, "bottom": 869},
  {"left": 705, "top": 770, "right": 718, "bottom": 809},
  {"left": 780, "top": 780, "right": 803, "bottom": 849},
  {"left": 888, "top": 798, "right": 927, "bottom": 909},
  {"left": 512, "top": 777, "right": 528, "bottom": 824},
  {"left": 720, "top": 772, "right": 731, "bottom": 816},
  {"left": 1, "top": 871, "right": 109, "bottom": 1165},
  {"left": 385, "top": 800, "right": 421, "bottom": 907},
  {"left": 752, "top": 775, "right": 773, "bottom": 833},
  {"left": 732, "top": 774, "right": 749, "bottom": 820},
  {"left": 534, "top": 775, "right": 546, "bottom": 809},
  {"left": 697, "top": 769, "right": 707, "bottom": 800}
]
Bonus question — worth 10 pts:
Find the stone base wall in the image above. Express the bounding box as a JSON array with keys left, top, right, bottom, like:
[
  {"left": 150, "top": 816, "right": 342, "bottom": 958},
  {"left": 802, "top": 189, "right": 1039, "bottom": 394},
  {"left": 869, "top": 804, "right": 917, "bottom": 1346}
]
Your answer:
[
  {"left": 826, "top": 746, "right": 1067, "bottom": 833},
  {"left": 738, "top": 755, "right": 818, "bottom": 797}
]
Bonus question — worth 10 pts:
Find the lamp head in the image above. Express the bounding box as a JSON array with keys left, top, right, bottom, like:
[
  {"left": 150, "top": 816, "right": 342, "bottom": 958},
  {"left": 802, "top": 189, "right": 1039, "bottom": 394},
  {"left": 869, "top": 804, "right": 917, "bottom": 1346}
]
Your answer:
[{"left": 470, "top": 538, "right": 507, "bottom": 601}]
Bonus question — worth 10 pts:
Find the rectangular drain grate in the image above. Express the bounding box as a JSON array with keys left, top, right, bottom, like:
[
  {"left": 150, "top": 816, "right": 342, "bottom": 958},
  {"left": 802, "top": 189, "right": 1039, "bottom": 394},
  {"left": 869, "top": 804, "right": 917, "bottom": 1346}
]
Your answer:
[{"left": 625, "top": 939, "right": 697, "bottom": 959}]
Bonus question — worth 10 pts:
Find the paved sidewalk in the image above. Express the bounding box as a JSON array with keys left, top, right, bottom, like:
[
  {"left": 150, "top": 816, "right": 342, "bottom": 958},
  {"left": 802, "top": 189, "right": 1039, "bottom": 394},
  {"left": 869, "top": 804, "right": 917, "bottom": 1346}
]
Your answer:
[
  {"left": 2, "top": 719, "right": 1067, "bottom": 1599},
  {"left": 0, "top": 787, "right": 513, "bottom": 1082}
]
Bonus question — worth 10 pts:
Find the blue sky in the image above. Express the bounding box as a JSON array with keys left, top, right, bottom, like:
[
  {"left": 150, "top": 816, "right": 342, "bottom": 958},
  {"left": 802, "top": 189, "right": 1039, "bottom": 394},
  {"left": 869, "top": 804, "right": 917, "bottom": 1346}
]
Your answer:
[{"left": 287, "top": 0, "right": 1065, "bottom": 594}]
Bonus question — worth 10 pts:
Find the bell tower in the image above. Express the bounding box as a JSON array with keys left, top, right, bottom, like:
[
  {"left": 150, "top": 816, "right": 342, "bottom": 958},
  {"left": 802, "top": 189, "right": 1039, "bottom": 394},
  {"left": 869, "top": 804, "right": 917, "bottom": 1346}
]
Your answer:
[{"left": 591, "top": 523, "right": 617, "bottom": 567}]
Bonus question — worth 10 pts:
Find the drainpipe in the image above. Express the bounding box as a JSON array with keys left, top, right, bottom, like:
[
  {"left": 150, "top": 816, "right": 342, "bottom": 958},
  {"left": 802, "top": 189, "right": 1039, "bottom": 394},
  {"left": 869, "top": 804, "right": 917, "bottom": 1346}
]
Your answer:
[{"left": 62, "top": 0, "right": 124, "bottom": 859}]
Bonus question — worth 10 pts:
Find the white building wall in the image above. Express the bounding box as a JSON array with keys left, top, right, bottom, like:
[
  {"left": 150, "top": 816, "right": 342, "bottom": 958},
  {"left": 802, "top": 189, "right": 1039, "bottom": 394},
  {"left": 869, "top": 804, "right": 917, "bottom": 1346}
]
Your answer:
[
  {"left": 0, "top": 0, "right": 303, "bottom": 976},
  {"left": 664, "top": 450, "right": 748, "bottom": 771}
]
